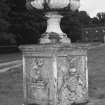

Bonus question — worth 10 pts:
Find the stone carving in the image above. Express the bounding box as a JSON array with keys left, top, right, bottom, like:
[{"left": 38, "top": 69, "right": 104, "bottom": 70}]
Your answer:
[
  {"left": 57, "top": 56, "right": 88, "bottom": 105},
  {"left": 30, "top": 57, "right": 44, "bottom": 82},
  {"left": 29, "top": 57, "right": 49, "bottom": 100}
]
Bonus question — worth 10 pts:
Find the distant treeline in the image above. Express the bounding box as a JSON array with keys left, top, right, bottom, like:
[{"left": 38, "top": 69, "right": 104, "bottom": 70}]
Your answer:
[{"left": 0, "top": 0, "right": 105, "bottom": 45}]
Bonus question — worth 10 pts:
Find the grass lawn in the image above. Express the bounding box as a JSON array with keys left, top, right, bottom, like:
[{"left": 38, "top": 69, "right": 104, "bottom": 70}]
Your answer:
[
  {"left": 88, "top": 44, "right": 105, "bottom": 101},
  {"left": 0, "top": 67, "right": 23, "bottom": 105},
  {"left": 0, "top": 52, "right": 22, "bottom": 63},
  {"left": 0, "top": 44, "right": 105, "bottom": 105}
]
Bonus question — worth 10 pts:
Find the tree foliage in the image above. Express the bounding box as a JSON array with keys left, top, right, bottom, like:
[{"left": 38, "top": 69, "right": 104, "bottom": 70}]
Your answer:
[
  {"left": 78, "top": 11, "right": 91, "bottom": 26},
  {"left": 7, "top": 0, "right": 46, "bottom": 44},
  {"left": 91, "top": 12, "right": 105, "bottom": 26},
  {"left": 0, "top": 0, "right": 17, "bottom": 45},
  {"left": 0, "top": 0, "right": 11, "bottom": 32},
  {"left": 96, "top": 12, "right": 105, "bottom": 25},
  {"left": 61, "top": 11, "right": 82, "bottom": 42}
]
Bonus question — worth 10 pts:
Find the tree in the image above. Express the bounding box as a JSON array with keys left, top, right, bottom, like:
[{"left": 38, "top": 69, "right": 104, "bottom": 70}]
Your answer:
[
  {"left": 96, "top": 12, "right": 105, "bottom": 25},
  {"left": 0, "top": 0, "right": 11, "bottom": 32},
  {"left": 0, "top": 0, "right": 16, "bottom": 45},
  {"left": 7, "top": 0, "right": 46, "bottom": 44},
  {"left": 78, "top": 11, "right": 91, "bottom": 26},
  {"left": 91, "top": 17, "right": 99, "bottom": 26},
  {"left": 61, "top": 11, "right": 82, "bottom": 42}
]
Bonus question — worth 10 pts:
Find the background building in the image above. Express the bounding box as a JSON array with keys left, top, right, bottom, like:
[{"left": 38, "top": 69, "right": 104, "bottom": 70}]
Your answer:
[{"left": 82, "top": 27, "right": 105, "bottom": 42}]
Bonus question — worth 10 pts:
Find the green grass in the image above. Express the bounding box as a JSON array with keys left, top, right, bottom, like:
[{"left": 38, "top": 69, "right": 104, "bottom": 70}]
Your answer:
[{"left": 0, "top": 44, "right": 105, "bottom": 105}]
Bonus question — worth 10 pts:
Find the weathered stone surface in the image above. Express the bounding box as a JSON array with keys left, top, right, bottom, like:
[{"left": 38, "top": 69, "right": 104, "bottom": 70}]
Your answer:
[{"left": 20, "top": 44, "right": 88, "bottom": 105}]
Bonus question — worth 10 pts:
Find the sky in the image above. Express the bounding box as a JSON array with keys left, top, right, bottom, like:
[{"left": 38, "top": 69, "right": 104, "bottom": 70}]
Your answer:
[{"left": 80, "top": 0, "right": 105, "bottom": 17}]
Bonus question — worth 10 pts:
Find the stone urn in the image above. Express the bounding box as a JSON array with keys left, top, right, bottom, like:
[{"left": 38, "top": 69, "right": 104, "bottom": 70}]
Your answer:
[{"left": 26, "top": 0, "right": 80, "bottom": 44}]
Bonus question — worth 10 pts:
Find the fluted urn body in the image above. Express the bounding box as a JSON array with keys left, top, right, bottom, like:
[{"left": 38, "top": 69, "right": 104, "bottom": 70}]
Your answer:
[{"left": 26, "top": 0, "right": 80, "bottom": 43}]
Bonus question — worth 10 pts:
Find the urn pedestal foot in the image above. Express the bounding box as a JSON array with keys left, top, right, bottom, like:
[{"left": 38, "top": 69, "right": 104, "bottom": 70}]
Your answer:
[
  {"left": 40, "top": 12, "right": 71, "bottom": 44},
  {"left": 40, "top": 32, "right": 71, "bottom": 44}
]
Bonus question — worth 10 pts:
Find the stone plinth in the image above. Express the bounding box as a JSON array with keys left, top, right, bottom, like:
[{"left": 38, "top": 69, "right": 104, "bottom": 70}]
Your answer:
[{"left": 20, "top": 44, "right": 88, "bottom": 105}]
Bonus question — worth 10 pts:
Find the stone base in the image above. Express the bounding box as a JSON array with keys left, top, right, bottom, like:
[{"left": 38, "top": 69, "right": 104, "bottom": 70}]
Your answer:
[
  {"left": 70, "top": 101, "right": 94, "bottom": 105},
  {"left": 40, "top": 32, "right": 71, "bottom": 44},
  {"left": 20, "top": 44, "right": 88, "bottom": 105}
]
